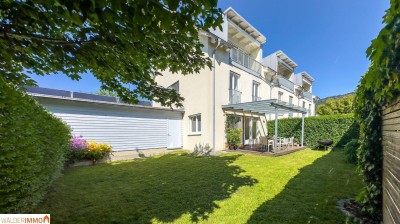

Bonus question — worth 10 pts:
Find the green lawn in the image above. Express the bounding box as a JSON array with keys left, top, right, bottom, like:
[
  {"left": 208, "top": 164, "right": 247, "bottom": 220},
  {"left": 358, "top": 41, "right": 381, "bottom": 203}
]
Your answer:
[{"left": 37, "top": 149, "right": 362, "bottom": 223}]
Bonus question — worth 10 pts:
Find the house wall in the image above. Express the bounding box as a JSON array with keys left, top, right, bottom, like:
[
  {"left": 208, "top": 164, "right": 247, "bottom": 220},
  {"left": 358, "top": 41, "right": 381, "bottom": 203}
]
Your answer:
[
  {"left": 154, "top": 9, "right": 317, "bottom": 151},
  {"left": 36, "top": 98, "right": 183, "bottom": 151},
  {"left": 155, "top": 35, "right": 270, "bottom": 150},
  {"left": 263, "top": 54, "right": 278, "bottom": 71}
]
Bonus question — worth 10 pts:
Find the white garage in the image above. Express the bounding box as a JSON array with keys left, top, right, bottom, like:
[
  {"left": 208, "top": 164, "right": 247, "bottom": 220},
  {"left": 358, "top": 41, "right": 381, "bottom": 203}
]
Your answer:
[{"left": 27, "top": 87, "right": 183, "bottom": 151}]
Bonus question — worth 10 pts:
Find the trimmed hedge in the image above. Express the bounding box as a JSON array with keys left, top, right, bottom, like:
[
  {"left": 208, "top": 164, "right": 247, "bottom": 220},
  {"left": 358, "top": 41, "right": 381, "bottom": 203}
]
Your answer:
[
  {"left": 267, "top": 114, "right": 359, "bottom": 148},
  {"left": 0, "top": 82, "right": 71, "bottom": 213}
]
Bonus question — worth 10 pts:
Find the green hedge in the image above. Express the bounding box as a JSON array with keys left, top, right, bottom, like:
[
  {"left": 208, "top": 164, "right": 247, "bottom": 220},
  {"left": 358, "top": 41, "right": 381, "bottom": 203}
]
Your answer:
[
  {"left": 267, "top": 114, "right": 359, "bottom": 148},
  {"left": 0, "top": 82, "right": 71, "bottom": 213}
]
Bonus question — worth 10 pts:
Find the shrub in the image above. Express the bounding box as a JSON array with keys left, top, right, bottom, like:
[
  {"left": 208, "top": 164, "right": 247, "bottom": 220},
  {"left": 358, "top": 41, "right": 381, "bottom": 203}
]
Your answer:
[
  {"left": 193, "top": 143, "right": 212, "bottom": 156},
  {"left": 344, "top": 139, "right": 360, "bottom": 164},
  {"left": 226, "top": 128, "right": 242, "bottom": 148},
  {"left": 266, "top": 114, "right": 359, "bottom": 148},
  {"left": 66, "top": 137, "right": 112, "bottom": 164},
  {"left": 86, "top": 141, "right": 112, "bottom": 162},
  {"left": 67, "top": 136, "right": 88, "bottom": 163},
  {"left": 0, "top": 82, "right": 71, "bottom": 213}
]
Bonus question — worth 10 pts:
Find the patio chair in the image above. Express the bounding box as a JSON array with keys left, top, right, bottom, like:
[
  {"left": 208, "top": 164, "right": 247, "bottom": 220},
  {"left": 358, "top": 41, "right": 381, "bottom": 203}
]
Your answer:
[
  {"left": 287, "top": 137, "right": 294, "bottom": 148},
  {"left": 280, "top": 138, "right": 289, "bottom": 150}
]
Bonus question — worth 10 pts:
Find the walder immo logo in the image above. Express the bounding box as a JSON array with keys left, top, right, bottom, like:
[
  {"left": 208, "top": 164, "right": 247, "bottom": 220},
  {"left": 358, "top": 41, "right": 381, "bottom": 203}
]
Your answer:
[{"left": 0, "top": 214, "right": 50, "bottom": 224}]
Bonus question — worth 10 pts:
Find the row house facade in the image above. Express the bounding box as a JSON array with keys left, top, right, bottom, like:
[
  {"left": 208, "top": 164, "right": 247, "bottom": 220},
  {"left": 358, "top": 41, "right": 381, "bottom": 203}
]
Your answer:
[{"left": 154, "top": 7, "right": 317, "bottom": 151}]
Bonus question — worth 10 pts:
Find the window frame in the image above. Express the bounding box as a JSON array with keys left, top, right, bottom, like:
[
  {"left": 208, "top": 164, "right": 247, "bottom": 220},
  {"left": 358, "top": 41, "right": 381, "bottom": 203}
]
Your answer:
[
  {"left": 252, "top": 81, "right": 260, "bottom": 101},
  {"left": 189, "top": 114, "right": 201, "bottom": 135},
  {"left": 278, "top": 91, "right": 283, "bottom": 102}
]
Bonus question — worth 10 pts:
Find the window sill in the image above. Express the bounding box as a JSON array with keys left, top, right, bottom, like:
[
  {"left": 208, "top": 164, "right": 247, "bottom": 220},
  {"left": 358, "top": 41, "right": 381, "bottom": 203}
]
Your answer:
[{"left": 188, "top": 133, "right": 201, "bottom": 136}]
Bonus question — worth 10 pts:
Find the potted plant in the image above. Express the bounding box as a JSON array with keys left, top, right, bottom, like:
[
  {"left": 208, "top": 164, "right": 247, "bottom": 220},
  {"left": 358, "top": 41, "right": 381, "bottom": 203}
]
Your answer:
[{"left": 226, "top": 127, "right": 242, "bottom": 150}]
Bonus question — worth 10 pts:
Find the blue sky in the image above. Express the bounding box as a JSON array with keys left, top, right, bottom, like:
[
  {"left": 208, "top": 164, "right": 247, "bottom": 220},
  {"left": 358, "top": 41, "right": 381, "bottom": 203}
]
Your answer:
[{"left": 31, "top": 0, "right": 390, "bottom": 98}]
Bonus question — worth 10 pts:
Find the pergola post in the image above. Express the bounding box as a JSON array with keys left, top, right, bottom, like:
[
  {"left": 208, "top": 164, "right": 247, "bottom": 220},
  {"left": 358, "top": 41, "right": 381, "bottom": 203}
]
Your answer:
[
  {"left": 301, "top": 113, "right": 305, "bottom": 146},
  {"left": 274, "top": 107, "right": 278, "bottom": 152}
]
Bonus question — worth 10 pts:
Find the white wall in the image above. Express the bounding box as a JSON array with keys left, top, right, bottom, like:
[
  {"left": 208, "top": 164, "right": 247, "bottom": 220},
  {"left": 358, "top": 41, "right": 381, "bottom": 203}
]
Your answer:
[{"left": 37, "top": 98, "right": 183, "bottom": 151}]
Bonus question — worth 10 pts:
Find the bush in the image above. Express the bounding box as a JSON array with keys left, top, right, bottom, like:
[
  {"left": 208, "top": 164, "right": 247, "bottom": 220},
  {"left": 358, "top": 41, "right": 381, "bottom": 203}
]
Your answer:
[
  {"left": 344, "top": 139, "right": 360, "bottom": 164},
  {"left": 266, "top": 114, "right": 359, "bottom": 148},
  {"left": 193, "top": 143, "right": 212, "bottom": 156},
  {"left": 0, "top": 82, "right": 71, "bottom": 213},
  {"left": 67, "top": 137, "right": 112, "bottom": 163},
  {"left": 86, "top": 141, "right": 112, "bottom": 162},
  {"left": 226, "top": 128, "right": 242, "bottom": 148},
  {"left": 66, "top": 136, "right": 88, "bottom": 163}
]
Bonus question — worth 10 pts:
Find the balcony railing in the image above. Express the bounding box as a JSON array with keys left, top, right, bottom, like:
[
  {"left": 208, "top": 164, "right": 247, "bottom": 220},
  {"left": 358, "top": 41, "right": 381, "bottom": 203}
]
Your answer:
[
  {"left": 302, "top": 91, "right": 313, "bottom": 101},
  {"left": 229, "top": 89, "right": 242, "bottom": 104},
  {"left": 252, "top": 96, "right": 261, "bottom": 102},
  {"left": 230, "top": 48, "right": 262, "bottom": 74},
  {"left": 277, "top": 76, "right": 294, "bottom": 92}
]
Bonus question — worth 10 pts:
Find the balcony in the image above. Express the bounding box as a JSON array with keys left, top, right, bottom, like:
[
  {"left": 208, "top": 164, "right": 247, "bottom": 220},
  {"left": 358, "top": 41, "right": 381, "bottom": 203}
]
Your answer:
[
  {"left": 277, "top": 76, "right": 294, "bottom": 92},
  {"left": 229, "top": 89, "right": 242, "bottom": 104},
  {"left": 252, "top": 96, "right": 261, "bottom": 102},
  {"left": 302, "top": 91, "right": 313, "bottom": 101},
  {"left": 230, "top": 48, "right": 262, "bottom": 75}
]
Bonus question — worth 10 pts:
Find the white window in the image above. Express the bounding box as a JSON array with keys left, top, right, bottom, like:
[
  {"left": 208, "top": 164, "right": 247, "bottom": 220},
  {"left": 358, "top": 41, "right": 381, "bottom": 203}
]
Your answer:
[
  {"left": 289, "top": 96, "right": 294, "bottom": 118},
  {"left": 303, "top": 101, "right": 306, "bottom": 108},
  {"left": 309, "top": 104, "right": 312, "bottom": 115},
  {"left": 278, "top": 91, "right": 283, "bottom": 102},
  {"left": 252, "top": 82, "right": 259, "bottom": 101},
  {"left": 189, "top": 114, "right": 201, "bottom": 134},
  {"left": 229, "top": 72, "right": 240, "bottom": 104},
  {"left": 230, "top": 72, "right": 239, "bottom": 91}
]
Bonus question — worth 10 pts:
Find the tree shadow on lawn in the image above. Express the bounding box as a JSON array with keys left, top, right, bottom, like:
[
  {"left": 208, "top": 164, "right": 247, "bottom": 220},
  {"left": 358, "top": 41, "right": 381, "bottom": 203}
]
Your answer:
[
  {"left": 247, "top": 150, "right": 362, "bottom": 224},
  {"left": 38, "top": 153, "right": 257, "bottom": 223}
]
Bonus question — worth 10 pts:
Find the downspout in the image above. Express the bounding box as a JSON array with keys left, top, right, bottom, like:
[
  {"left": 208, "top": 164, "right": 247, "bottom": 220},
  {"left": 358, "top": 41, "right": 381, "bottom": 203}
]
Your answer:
[{"left": 212, "top": 39, "right": 222, "bottom": 152}]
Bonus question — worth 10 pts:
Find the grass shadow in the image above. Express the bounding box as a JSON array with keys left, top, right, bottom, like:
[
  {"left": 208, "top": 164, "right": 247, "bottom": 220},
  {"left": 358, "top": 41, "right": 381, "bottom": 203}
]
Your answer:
[
  {"left": 247, "top": 150, "right": 362, "bottom": 224},
  {"left": 37, "top": 153, "right": 257, "bottom": 223}
]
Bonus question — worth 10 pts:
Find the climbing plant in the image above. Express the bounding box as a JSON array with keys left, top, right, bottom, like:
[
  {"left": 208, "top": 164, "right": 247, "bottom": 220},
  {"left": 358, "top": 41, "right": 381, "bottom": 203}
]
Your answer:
[{"left": 354, "top": 0, "right": 400, "bottom": 222}]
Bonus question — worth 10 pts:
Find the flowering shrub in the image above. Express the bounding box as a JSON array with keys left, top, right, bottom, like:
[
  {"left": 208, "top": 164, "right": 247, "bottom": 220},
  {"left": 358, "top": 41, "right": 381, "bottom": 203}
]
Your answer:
[
  {"left": 86, "top": 141, "right": 112, "bottom": 162},
  {"left": 71, "top": 135, "right": 87, "bottom": 150},
  {"left": 67, "top": 136, "right": 112, "bottom": 164}
]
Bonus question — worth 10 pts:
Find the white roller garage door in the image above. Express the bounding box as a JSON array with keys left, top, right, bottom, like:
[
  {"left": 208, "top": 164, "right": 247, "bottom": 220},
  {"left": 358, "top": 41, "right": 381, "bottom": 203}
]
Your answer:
[{"left": 39, "top": 99, "right": 183, "bottom": 151}]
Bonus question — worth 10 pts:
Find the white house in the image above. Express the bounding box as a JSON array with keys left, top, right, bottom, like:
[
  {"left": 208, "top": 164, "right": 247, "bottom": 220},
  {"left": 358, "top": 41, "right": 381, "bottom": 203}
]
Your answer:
[{"left": 154, "top": 7, "right": 317, "bottom": 151}]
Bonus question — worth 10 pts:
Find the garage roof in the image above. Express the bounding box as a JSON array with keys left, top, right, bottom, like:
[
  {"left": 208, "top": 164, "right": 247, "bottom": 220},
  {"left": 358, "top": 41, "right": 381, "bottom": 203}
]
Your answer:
[{"left": 26, "top": 87, "right": 184, "bottom": 113}]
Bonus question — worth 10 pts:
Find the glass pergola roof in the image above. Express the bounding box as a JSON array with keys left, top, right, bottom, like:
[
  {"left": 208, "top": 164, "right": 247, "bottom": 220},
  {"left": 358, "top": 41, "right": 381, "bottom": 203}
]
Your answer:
[{"left": 222, "top": 99, "right": 308, "bottom": 115}]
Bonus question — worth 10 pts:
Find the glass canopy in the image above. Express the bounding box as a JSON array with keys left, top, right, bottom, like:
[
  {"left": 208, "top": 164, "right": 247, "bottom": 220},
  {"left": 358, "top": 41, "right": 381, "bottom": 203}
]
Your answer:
[{"left": 222, "top": 99, "right": 308, "bottom": 115}]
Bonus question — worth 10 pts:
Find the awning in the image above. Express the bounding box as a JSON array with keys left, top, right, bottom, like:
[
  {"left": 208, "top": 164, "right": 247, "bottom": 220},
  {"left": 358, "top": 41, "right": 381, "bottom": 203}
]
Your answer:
[
  {"left": 222, "top": 99, "right": 307, "bottom": 152},
  {"left": 222, "top": 99, "right": 308, "bottom": 115}
]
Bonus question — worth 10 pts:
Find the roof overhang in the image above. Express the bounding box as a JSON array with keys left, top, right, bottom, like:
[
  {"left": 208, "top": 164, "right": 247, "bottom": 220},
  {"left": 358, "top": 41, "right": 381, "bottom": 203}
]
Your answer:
[
  {"left": 224, "top": 7, "right": 267, "bottom": 45},
  {"left": 298, "top": 71, "right": 315, "bottom": 83},
  {"left": 222, "top": 99, "right": 308, "bottom": 115},
  {"left": 276, "top": 50, "right": 298, "bottom": 69}
]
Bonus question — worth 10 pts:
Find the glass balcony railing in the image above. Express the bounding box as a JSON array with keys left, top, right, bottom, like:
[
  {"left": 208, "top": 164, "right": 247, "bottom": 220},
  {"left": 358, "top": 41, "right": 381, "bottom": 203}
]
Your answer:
[
  {"left": 229, "top": 89, "right": 241, "bottom": 104},
  {"left": 302, "top": 91, "right": 313, "bottom": 101},
  {"left": 230, "top": 48, "right": 262, "bottom": 74},
  {"left": 252, "top": 96, "right": 261, "bottom": 102},
  {"left": 277, "top": 76, "right": 294, "bottom": 92}
]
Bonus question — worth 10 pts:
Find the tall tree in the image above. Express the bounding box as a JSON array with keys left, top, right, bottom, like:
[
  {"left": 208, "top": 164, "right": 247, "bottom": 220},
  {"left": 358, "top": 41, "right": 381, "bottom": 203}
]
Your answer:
[
  {"left": 0, "top": 0, "right": 223, "bottom": 107},
  {"left": 316, "top": 95, "right": 354, "bottom": 115}
]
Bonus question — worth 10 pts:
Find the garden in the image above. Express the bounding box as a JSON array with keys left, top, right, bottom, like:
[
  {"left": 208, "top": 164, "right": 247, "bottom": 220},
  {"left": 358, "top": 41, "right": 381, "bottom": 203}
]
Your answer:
[{"left": 36, "top": 149, "right": 362, "bottom": 223}]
